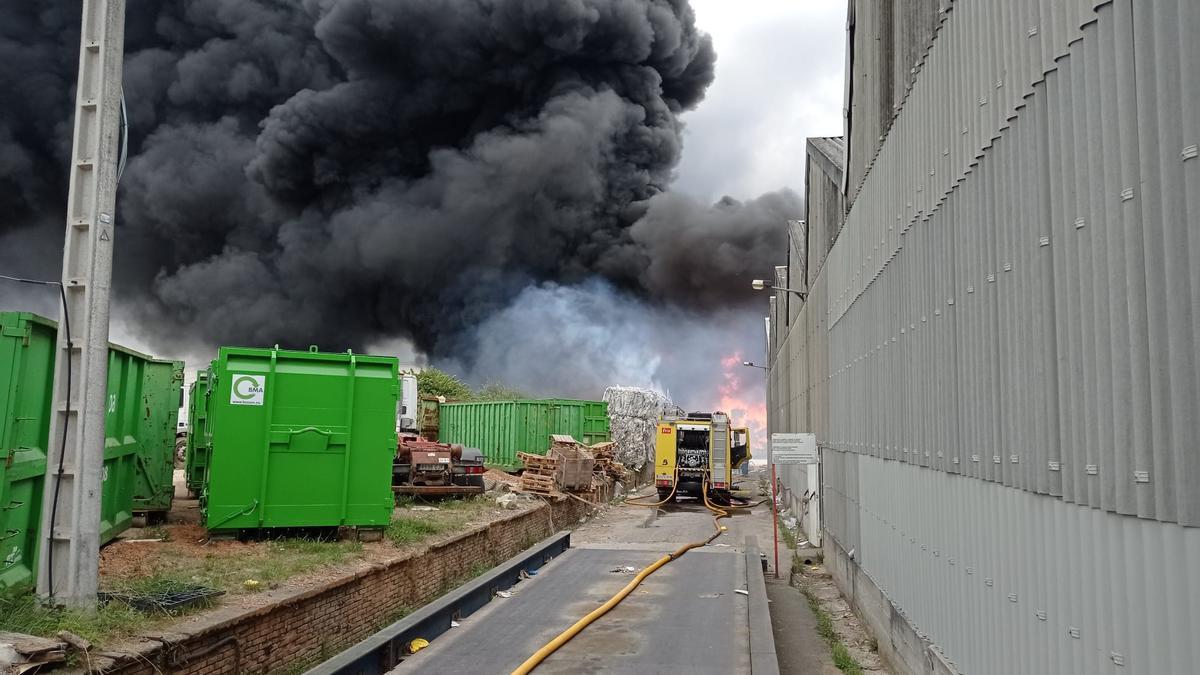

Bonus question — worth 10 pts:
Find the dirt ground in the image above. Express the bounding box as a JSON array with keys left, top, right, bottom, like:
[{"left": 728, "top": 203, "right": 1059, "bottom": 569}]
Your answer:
[
  {"left": 99, "top": 471, "right": 547, "bottom": 603},
  {"left": 793, "top": 561, "right": 892, "bottom": 673}
]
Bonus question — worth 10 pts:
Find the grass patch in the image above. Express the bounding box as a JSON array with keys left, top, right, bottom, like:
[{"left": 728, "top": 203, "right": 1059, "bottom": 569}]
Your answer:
[
  {"left": 802, "top": 587, "right": 865, "bottom": 675},
  {"left": 109, "top": 537, "right": 365, "bottom": 597},
  {"left": 1, "top": 592, "right": 150, "bottom": 644},
  {"left": 387, "top": 518, "right": 446, "bottom": 545},
  {"left": 778, "top": 515, "right": 797, "bottom": 550},
  {"left": 386, "top": 496, "right": 497, "bottom": 547},
  {"left": 831, "top": 642, "right": 864, "bottom": 674}
]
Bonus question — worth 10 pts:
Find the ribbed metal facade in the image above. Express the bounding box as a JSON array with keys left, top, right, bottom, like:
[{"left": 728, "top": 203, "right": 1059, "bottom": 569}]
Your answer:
[{"left": 769, "top": 0, "right": 1200, "bottom": 673}]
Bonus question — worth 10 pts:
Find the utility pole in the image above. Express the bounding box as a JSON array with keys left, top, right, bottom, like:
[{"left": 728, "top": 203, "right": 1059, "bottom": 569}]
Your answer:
[{"left": 37, "top": 0, "right": 127, "bottom": 608}]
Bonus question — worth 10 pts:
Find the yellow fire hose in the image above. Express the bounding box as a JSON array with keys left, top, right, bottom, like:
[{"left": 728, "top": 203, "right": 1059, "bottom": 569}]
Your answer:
[{"left": 511, "top": 480, "right": 731, "bottom": 675}]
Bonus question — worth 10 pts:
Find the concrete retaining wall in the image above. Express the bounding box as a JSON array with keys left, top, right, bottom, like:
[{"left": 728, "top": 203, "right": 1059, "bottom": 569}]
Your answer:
[{"left": 823, "top": 535, "right": 958, "bottom": 675}]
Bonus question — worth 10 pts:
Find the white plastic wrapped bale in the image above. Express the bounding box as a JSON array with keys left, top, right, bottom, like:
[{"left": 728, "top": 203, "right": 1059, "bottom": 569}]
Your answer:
[{"left": 602, "top": 386, "right": 677, "bottom": 470}]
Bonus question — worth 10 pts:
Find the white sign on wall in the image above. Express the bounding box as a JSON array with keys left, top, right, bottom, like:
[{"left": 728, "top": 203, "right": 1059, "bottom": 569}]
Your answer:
[{"left": 771, "top": 433, "right": 818, "bottom": 464}]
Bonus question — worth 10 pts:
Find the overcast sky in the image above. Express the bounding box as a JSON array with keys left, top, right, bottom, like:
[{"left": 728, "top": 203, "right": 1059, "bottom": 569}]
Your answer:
[{"left": 674, "top": 0, "right": 846, "bottom": 203}]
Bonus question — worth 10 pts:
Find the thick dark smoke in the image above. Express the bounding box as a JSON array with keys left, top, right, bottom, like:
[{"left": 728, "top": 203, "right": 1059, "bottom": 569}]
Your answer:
[{"left": 1, "top": 1, "right": 800, "bottom": 390}]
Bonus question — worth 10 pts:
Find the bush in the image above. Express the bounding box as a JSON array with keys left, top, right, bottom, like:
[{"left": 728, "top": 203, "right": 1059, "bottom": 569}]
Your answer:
[
  {"left": 411, "top": 368, "right": 472, "bottom": 400},
  {"left": 473, "top": 382, "right": 528, "bottom": 401}
]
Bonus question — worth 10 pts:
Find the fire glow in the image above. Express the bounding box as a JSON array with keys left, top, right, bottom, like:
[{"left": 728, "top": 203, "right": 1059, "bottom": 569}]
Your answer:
[{"left": 717, "top": 352, "right": 767, "bottom": 446}]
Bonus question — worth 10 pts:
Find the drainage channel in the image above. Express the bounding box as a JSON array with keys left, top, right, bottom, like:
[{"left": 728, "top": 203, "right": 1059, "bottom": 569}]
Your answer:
[{"left": 304, "top": 531, "right": 571, "bottom": 675}]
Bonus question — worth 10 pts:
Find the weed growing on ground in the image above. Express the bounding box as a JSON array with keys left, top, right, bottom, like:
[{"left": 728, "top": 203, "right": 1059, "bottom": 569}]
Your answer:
[
  {"left": 111, "top": 537, "right": 365, "bottom": 597},
  {"left": 0, "top": 592, "right": 148, "bottom": 644},
  {"left": 387, "top": 496, "right": 496, "bottom": 547},
  {"left": 386, "top": 518, "right": 445, "bottom": 545},
  {"left": 778, "top": 515, "right": 798, "bottom": 549},
  {"left": 802, "top": 587, "right": 866, "bottom": 675}
]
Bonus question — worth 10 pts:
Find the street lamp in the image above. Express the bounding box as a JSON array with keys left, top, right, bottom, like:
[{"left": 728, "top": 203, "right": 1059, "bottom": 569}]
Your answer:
[
  {"left": 742, "top": 361, "right": 767, "bottom": 370},
  {"left": 751, "top": 279, "right": 807, "bottom": 301}
]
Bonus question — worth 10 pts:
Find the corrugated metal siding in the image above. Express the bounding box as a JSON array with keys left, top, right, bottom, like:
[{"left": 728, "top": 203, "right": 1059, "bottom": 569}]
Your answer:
[
  {"left": 821, "top": 0, "right": 1200, "bottom": 527},
  {"left": 770, "top": 0, "right": 1200, "bottom": 672},
  {"left": 787, "top": 219, "right": 806, "bottom": 325},
  {"left": 830, "top": 453, "right": 1200, "bottom": 675},
  {"left": 845, "top": 0, "right": 947, "bottom": 208},
  {"left": 803, "top": 138, "right": 846, "bottom": 288}
]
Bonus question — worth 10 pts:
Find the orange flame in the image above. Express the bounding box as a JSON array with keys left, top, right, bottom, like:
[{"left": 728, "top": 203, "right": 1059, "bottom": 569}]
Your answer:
[{"left": 715, "top": 351, "right": 767, "bottom": 445}]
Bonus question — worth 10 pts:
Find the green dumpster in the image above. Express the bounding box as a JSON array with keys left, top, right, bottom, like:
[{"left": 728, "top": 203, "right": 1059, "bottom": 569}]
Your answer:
[
  {"left": 438, "top": 399, "right": 610, "bottom": 471},
  {"left": 184, "top": 370, "right": 211, "bottom": 496},
  {"left": 202, "top": 346, "right": 399, "bottom": 532},
  {"left": 131, "top": 358, "right": 184, "bottom": 519},
  {"left": 1, "top": 312, "right": 174, "bottom": 593}
]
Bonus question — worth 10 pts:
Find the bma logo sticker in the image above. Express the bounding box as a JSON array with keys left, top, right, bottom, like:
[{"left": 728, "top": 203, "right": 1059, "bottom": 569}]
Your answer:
[{"left": 230, "top": 374, "right": 266, "bottom": 406}]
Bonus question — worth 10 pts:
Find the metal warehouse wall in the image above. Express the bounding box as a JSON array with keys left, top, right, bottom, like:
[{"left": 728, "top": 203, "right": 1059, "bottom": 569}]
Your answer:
[
  {"left": 845, "top": 0, "right": 943, "bottom": 207},
  {"left": 770, "top": 0, "right": 1200, "bottom": 673},
  {"left": 803, "top": 137, "right": 846, "bottom": 290}
]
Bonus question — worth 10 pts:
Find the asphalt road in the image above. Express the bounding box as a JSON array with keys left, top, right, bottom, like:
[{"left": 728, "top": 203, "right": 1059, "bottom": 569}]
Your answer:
[
  {"left": 392, "top": 546, "right": 748, "bottom": 674},
  {"left": 387, "top": 488, "right": 833, "bottom": 675},
  {"left": 391, "top": 497, "right": 763, "bottom": 674}
]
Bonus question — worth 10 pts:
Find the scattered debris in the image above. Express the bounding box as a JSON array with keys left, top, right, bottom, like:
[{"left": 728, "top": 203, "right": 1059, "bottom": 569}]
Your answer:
[
  {"left": 450, "top": 621, "right": 460, "bottom": 628},
  {"left": 610, "top": 566, "right": 638, "bottom": 574},
  {"left": 495, "top": 590, "right": 513, "bottom": 598},
  {"left": 408, "top": 638, "right": 430, "bottom": 654},
  {"left": 0, "top": 632, "right": 66, "bottom": 669},
  {"left": 734, "top": 589, "right": 749, "bottom": 596},
  {"left": 56, "top": 630, "right": 92, "bottom": 654},
  {"left": 795, "top": 563, "right": 891, "bottom": 673},
  {"left": 101, "top": 584, "right": 226, "bottom": 612},
  {"left": 409, "top": 505, "right": 440, "bottom": 512},
  {"left": 243, "top": 579, "right": 261, "bottom": 590}
]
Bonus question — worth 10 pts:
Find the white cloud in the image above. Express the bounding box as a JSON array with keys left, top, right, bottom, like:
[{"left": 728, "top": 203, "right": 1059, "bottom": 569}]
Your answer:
[{"left": 674, "top": 0, "right": 846, "bottom": 202}]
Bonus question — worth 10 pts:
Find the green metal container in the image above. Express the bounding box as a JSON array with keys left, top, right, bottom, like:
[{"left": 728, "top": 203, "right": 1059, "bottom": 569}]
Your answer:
[
  {"left": 131, "top": 359, "right": 184, "bottom": 518},
  {"left": 202, "top": 346, "right": 399, "bottom": 532},
  {"left": 438, "top": 399, "right": 610, "bottom": 471},
  {"left": 100, "top": 346, "right": 148, "bottom": 540},
  {"left": 0, "top": 313, "right": 53, "bottom": 593},
  {"left": 184, "top": 370, "right": 211, "bottom": 496},
  {"left": 1, "top": 312, "right": 170, "bottom": 593}
]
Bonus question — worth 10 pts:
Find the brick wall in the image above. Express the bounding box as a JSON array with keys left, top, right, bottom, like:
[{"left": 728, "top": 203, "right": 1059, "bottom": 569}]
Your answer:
[{"left": 95, "top": 496, "right": 594, "bottom": 674}]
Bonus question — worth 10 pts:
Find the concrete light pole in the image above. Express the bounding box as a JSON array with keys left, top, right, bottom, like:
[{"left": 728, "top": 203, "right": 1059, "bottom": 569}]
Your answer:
[{"left": 37, "top": 0, "right": 127, "bottom": 607}]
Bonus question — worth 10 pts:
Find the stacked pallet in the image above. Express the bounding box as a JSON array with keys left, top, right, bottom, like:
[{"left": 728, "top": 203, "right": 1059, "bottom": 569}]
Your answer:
[
  {"left": 550, "top": 436, "right": 594, "bottom": 490},
  {"left": 590, "top": 441, "right": 627, "bottom": 482},
  {"left": 517, "top": 451, "right": 559, "bottom": 495}
]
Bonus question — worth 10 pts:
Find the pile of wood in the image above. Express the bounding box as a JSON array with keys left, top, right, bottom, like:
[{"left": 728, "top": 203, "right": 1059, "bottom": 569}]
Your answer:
[
  {"left": 550, "top": 436, "right": 594, "bottom": 490},
  {"left": 590, "top": 441, "right": 627, "bottom": 482},
  {"left": 517, "top": 451, "right": 559, "bottom": 495}
]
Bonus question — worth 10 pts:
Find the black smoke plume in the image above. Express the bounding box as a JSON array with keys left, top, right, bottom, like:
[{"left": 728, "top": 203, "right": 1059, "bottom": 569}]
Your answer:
[{"left": 1, "top": 0, "right": 799, "bottom": 389}]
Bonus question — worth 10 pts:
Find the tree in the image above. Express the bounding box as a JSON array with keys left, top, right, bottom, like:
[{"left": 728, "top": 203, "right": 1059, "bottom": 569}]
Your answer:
[
  {"left": 411, "top": 368, "right": 472, "bottom": 400},
  {"left": 473, "top": 382, "right": 529, "bottom": 401}
]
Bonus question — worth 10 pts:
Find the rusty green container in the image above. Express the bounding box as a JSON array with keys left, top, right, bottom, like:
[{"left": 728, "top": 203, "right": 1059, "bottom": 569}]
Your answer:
[
  {"left": 202, "top": 346, "right": 399, "bottom": 532},
  {"left": 131, "top": 358, "right": 184, "bottom": 519},
  {"left": 437, "top": 399, "right": 610, "bottom": 471},
  {"left": 184, "top": 370, "right": 211, "bottom": 496},
  {"left": 1, "top": 311, "right": 171, "bottom": 593}
]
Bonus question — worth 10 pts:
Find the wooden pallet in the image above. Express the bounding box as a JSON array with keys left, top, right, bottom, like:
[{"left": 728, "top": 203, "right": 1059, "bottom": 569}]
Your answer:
[
  {"left": 520, "top": 472, "right": 557, "bottom": 495},
  {"left": 517, "top": 452, "right": 559, "bottom": 472}
]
